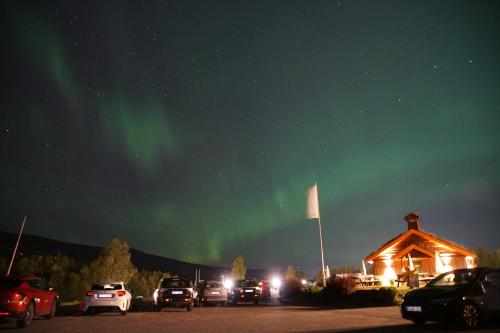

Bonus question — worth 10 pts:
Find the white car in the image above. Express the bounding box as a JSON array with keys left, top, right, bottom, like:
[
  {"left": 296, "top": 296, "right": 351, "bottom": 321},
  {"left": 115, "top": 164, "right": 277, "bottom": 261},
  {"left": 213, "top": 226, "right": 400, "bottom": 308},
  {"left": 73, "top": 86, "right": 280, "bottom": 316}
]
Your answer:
[{"left": 84, "top": 281, "right": 132, "bottom": 315}]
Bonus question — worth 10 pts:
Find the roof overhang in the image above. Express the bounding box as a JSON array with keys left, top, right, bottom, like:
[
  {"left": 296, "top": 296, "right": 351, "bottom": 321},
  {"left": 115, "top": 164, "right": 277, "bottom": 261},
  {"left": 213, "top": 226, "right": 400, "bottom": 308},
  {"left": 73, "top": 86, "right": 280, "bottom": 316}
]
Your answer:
[{"left": 365, "top": 228, "right": 476, "bottom": 262}]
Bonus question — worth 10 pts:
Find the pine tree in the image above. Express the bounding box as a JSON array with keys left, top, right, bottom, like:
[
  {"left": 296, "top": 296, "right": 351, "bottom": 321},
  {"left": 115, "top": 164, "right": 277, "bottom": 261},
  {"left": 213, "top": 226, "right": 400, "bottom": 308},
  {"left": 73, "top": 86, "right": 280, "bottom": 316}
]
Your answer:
[
  {"left": 231, "top": 256, "right": 246, "bottom": 280},
  {"left": 285, "top": 265, "right": 298, "bottom": 282}
]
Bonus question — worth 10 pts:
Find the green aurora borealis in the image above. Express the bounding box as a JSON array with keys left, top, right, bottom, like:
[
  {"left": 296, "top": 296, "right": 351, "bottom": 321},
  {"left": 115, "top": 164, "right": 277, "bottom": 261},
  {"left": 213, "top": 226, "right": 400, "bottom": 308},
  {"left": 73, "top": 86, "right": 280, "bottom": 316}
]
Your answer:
[{"left": 1, "top": 0, "right": 499, "bottom": 272}]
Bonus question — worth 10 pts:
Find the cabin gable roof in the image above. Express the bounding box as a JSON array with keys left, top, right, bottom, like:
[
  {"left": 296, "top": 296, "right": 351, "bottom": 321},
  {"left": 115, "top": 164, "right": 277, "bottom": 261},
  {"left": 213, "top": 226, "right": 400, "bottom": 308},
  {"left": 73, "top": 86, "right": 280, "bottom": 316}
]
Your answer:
[{"left": 365, "top": 228, "right": 476, "bottom": 262}]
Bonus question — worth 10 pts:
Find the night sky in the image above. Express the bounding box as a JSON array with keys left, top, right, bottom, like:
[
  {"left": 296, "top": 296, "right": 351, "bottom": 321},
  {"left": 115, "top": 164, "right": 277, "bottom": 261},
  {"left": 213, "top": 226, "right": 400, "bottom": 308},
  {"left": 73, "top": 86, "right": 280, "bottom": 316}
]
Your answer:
[{"left": 1, "top": 1, "right": 499, "bottom": 274}]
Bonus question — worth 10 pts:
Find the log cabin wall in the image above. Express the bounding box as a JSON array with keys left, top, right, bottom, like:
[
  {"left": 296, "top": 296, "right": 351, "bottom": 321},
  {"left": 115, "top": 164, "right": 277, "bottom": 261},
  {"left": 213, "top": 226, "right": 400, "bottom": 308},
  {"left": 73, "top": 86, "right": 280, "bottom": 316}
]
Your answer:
[
  {"left": 373, "top": 256, "right": 468, "bottom": 277},
  {"left": 373, "top": 260, "right": 384, "bottom": 276},
  {"left": 450, "top": 256, "right": 467, "bottom": 269},
  {"left": 421, "top": 258, "right": 435, "bottom": 274}
]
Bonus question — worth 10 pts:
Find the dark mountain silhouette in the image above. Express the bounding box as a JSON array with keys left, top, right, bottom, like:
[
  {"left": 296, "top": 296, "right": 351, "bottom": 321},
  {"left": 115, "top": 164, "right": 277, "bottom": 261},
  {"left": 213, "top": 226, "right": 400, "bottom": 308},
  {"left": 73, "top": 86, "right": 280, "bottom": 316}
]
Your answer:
[{"left": 0, "top": 231, "right": 270, "bottom": 280}]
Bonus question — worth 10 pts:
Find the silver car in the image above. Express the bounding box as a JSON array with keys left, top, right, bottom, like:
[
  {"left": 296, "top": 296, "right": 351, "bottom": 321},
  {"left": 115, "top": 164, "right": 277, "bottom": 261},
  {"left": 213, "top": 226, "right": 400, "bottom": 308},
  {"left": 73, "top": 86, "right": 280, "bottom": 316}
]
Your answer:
[
  {"left": 195, "top": 280, "right": 228, "bottom": 307},
  {"left": 83, "top": 281, "right": 132, "bottom": 315}
]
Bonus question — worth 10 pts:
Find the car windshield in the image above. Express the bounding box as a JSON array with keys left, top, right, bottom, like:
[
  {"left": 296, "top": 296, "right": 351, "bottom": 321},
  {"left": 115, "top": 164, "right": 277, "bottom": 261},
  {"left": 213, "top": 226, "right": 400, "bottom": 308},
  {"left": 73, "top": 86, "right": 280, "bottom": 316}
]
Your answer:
[
  {"left": 429, "top": 269, "right": 477, "bottom": 287},
  {"left": 91, "top": 283, "right": 123, "bottom": 290},
  {"left": 0, "top": 279, "right": 22, "bottom": 288},
  {"left": 238, "top": 280, "right": 258, "bottom": 287},
  {"left": 205, "top": 281, "right": 223, "bottom": 288},
  {"left": 161, "top": 279, "right": 191, "bottom": 288}
]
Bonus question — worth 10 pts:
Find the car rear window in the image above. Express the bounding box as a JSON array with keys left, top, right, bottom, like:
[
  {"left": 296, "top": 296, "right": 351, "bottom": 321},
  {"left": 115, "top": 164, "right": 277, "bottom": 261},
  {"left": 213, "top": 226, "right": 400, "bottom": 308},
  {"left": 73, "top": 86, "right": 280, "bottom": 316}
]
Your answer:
[
  {"left": 161, "top": 279, "right": 191, "bottom": 288},
  {"left": 238, "top": 280, "right": 257, "bottom": 287},
  {"left": 0, "top": 279, "right": 22, "bottom": 288},
  {"left": 91, "top": 284, "right": 123, "bottom": 290},
  {"left": 206, "top": 282, "right": 223, "bottom": 288}
]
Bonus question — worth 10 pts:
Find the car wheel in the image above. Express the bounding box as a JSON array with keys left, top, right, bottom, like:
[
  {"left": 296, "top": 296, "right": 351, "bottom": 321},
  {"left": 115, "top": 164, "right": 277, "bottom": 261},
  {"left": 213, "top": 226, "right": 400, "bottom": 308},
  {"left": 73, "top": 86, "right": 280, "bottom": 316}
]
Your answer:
[
  {"left": 17, "top": 301, "right": 34, "bottom": 328},
  {"left": 187, "top": 303, "right": 193, "bottom": 311},
  {"left": 461, "top": 302, "right": 480, "bottom": 329},
  {"left": 120, "top": 310, "right": 127, "bottom": 316},
  {"left": 254, "top": 299, "right": 259, "bottom": 305},
  {"left": 45, "top": 300, "right": 57, "bottom": 319}
]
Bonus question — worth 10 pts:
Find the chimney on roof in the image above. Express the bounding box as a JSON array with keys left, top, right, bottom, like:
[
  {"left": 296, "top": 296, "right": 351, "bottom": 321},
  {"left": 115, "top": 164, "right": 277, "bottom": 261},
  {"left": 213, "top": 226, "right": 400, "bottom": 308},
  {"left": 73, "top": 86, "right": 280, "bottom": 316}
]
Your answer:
[{"left": 404, "top": 212, "right": 421, "bottom": 230}]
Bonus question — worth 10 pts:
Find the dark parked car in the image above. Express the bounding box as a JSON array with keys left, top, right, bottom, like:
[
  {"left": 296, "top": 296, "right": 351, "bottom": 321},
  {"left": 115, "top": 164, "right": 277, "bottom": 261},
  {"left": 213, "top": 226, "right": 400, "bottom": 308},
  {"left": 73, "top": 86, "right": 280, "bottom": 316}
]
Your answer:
[
  {"left": 154, "top": 278, "right": 193, "bottom": 311},
  {"left": 195, "top": 280, "right": 228, "bottom": 307},
  {"left": 401, "top": 268, "right": 500, "bottom": 328},
  {"left": 0, "top": 276, "right": 58, "bottom": 328},
  {"left": 231, "top": 279, "right": 261, "bottom": 305}
]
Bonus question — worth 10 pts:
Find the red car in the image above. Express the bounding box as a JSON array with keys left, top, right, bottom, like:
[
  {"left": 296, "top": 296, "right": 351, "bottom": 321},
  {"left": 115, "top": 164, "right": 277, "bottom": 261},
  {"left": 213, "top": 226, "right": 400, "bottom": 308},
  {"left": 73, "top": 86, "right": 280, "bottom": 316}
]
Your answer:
[{"left": 0, "top": 276, "right": 58, "bottom": 328}]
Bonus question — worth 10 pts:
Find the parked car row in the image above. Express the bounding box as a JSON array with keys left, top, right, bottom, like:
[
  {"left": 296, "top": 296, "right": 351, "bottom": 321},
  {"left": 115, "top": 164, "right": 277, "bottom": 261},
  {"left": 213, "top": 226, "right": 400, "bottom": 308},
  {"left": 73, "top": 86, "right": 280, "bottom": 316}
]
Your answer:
[
  {"left": 152, "top": 277, "right": 266, "bottom": 311},
  {"left": 2, "top": 268, "right": 499, "bottom": 329},
  {"left": 0, "top": 275, "right": 270, "bottom": 328}
]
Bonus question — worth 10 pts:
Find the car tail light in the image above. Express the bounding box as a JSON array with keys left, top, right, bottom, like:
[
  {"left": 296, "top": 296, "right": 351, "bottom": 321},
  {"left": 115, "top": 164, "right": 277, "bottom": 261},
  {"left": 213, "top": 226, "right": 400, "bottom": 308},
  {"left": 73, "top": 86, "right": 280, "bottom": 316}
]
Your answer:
[
  {"left": 10, "top": 291, "right": 26, "bottom": 302},
  {"left": 116, "top": 291, "right": 126, "bottom": 297},
  {"left": 86, "top": 291, "right": 93, "bottom": 297}
]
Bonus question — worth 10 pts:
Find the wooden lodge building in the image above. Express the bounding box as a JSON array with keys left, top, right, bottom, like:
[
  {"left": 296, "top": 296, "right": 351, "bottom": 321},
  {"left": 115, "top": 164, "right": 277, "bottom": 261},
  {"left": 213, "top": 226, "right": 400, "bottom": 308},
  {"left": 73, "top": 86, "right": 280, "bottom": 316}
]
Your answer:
[{"left": 365, "top": 213, "right": 476, "bottom": 282}]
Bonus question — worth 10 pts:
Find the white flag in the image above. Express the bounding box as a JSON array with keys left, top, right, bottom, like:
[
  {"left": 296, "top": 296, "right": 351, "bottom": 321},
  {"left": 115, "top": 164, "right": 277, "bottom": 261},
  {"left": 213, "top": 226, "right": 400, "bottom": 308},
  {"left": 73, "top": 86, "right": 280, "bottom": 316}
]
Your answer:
[
  {"left": 435, "top": 251, "right": 444, "bottom": 274},
  {"left": 306, "top": 183, "right": 320, "bottom": 219},
  {"left": 408, "top": 253, "right": 415, "bottom": 270},
  {"left": 362, "top": 260, "right": 367, "bottom": 276}
]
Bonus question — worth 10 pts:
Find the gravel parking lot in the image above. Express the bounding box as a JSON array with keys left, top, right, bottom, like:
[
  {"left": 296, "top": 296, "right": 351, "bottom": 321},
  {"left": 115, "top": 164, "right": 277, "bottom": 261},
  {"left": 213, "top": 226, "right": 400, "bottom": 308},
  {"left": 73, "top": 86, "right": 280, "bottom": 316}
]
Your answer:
[{"left": 2, "top": 304, "right": 499, "bottom": 333}]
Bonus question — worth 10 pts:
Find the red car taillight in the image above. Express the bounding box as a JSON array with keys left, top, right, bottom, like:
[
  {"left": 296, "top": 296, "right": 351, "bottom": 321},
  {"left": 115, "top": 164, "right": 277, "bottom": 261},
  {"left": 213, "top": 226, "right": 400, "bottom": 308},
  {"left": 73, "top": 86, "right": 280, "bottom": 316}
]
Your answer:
[
  {"left": 86, "top": 291, "right": 93, "bottom": 297},
  {"left": 116, "top": 291, "right": 126, "bottom": 297},
  {"left": 10, "top": 291, "right": 26, "bottom": 302}
]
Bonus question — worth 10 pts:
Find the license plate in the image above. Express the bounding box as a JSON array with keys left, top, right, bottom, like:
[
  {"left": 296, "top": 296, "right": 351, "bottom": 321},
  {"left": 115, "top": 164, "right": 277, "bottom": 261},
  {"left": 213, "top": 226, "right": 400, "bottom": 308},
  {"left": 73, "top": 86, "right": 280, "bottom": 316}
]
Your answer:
[
  {"left": 405, "top": 306, "right": 422, "bottom": 312},
  {"left": 245, "top": 289, "right": 254, "bottom": 293},
  {"left": 211, "top": 291, "right": 220, "bottom": 295},
  {"left": 97, "top": 294, "right": 112, "bottom": 298},
  {"left": 172, "top": 291, "right": 183, "bottom": 295}
]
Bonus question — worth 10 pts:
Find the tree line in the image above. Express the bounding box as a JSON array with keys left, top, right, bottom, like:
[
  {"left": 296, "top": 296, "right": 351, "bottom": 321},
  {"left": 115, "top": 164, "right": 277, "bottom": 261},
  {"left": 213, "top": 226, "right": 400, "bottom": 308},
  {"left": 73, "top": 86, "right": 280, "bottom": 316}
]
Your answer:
[
  {"left": 1, "top": 243, "right": 498, "bottom": 301},
  {"left": 0, "top": 239, "right": 173, "bottom": 301},
  {"left": 475, "top": 246, "right": 500, "bottom": 268}
]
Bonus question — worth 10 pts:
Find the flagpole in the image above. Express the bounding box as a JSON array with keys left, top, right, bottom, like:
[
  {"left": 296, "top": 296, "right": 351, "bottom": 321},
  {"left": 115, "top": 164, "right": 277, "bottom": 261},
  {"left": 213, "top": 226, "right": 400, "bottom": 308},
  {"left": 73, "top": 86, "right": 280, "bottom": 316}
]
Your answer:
[
  {"left": 317, "top": 216, "right": 326, "bottom": 287},
  {"left": 314, "top": 181, "right": 326, "bottom": 287},
  {"left": 306, "top": 181, "right": 327, "bottom": 287},
  {"left": 6, "top": 216, "right": 27, "bottom": 277}
]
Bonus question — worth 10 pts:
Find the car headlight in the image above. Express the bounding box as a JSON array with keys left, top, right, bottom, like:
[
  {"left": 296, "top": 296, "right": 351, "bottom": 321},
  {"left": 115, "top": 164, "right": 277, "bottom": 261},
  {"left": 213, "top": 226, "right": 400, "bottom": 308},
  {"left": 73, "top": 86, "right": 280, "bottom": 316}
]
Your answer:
[
  {"left": 223, "top": 279, "right": 234, "bottom": 289},
  {"left": 271, "top": 277, "right": 282, "bottom": 289}
]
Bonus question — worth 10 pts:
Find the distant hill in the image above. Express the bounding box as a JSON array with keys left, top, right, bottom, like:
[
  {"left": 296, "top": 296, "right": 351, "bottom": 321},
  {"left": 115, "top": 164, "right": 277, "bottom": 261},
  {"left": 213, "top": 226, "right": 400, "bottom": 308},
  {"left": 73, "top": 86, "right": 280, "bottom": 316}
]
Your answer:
[{"left": 0, "top": 231, "right": 270, "bottom": 280}]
